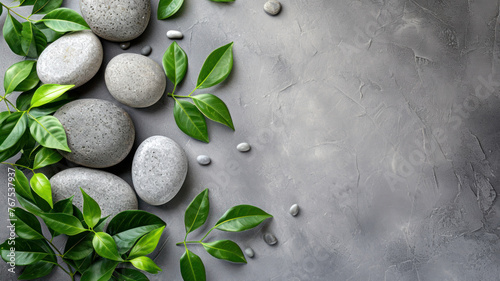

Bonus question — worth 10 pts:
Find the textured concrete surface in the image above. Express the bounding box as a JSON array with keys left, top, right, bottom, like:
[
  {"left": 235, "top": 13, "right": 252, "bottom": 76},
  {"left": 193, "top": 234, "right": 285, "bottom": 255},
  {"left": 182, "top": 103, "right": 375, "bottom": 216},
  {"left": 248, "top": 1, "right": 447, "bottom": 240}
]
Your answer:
[{"left": 1, "top": 0, "right": 500, "bottom": 280}]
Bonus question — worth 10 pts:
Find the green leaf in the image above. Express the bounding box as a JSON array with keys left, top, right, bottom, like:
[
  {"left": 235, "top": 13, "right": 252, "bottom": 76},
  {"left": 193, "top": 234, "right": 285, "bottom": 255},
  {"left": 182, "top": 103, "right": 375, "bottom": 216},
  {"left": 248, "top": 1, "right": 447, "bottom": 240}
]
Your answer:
[
  {"left": 13, "top": 168, "right": 35, "bottom": 201},
  {"left": 129, "top": 256, "right": 162, "bottom": 274},
  {"left": 158, "top": 0, "right": 184, "bottom": 19},
  {"left": 81, "top": 188, "right": 101, "bottom": 229},
  {"left": 42, "top": 8, "right": 90, "bottom": 32},
  {"left": 28, "top": 115, "right": 71, "bottom": 152},
  {"left": 163, "top": 41, "right": 188, "bottom": 86},
  {"left": 15, "top": 66, "right": 39, "bottom": 93},
  {"left": 33, "top": 147, "right": 63, "bottom": 169},
  {"left": 15, "top": 134, "right": 40, "bottom": 169},
  {"left": 63, "top": 231, "right": 94, "bottom": 260},
  {"left": 40, "top": 213, "right": 86, "bottom": 235},
  {"left": 196, "top": 42, "right": 234, "bottom": 89},
  {"left": 202, "top": 240, "right": 246, "bottom": 263},
  {"left": 107, "top": 210, "right": 166, "bottom": 254},
  {"left": 0, "top": 111, "right": 10, "bottom": 125},
  {"left": 80, "top": 259, "right": 119, "bottom": 281},
  {"left": 30, "top": 172, "right": 53, "bottom": 208},
  {"left": 12, "top": 207, "right": 44, "bottom": 240},
  {"left": 21, "top": 22, "right": 47, "bottom": 58},
  {"left": 48, "top": 196, "right": 74, "bottom": 237},
  {"left": 215, "top": 205, "right": 273, "bottom": 232},
  {"left": 180, "top": 249, "right": 206, "bottom": 281},
  {"left": 20, "top": 0, "right": 37, "bottom": 6},
  {"left": 17, "top": 195, "right": 44, "bottom": 216},
  {"left": 114, "top": 268, "right": 149, "bottom": 281},
  {"left": 34, "top": 21, "right": 64, "bottom": 43},
  {"left": 65, "top": 255, "right": 93, "bottom": 275},
  {"left": 29, "top": 94, "right": 72, "bottom": 118},
  {"left": 19, "top": 259, "right": 55, "bottom": 280},
  {"left": 0, "top": 239, "right": 50, "bottom": 265},
  {"left": 32, "top": 0, "right": 63, "bottom": 14},
  {"left": 4, "top": 60, "right": 36, "bottom": 94},
  {"left": 3, "top": 13, "right": 26, "bottom": 56},
  {"left": 128, "top": 225, "right": 165, "bottom": 259},
  {"left": 30, "top": 84, "right": 74, "bottom": 108},
  {"left": 174, "top": 99, "right": 209, "bottom": 142},
  {"left": 184, "top": 188, "right": 209, "bottom": 234},
  {"left": 192, "top": 94, "right": 234, "bottom": 130},
  {"left": 0, "top": 130, "right": 27, "bottom": 163},
  {"left": 0, "top": 111, "right": 27, "bottom": 151},
  {"left": 92, "top": 232, "right": 122, "bottom": 261},
  {"left": 16, "top": 88, "right": 37, "bottom": 111}
]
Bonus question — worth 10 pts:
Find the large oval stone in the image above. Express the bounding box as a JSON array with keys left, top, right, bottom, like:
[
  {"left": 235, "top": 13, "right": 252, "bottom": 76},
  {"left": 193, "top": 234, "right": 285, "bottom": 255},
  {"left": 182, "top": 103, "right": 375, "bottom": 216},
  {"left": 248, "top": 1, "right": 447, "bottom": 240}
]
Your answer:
[
  {"left": 50, "top": 167, "right": 138, "bottom": 218},
  {"left": 132, "top": 136, "right": 188, "bottom": 205},
  {"left": 37, "top": 30, "right": 103, "bottom": 88},
  {"left": 80, "top": 0, "right": 151, "bottom": 42},
  {"left": 54, "top": 99, "right": 135, "bottom": 168},
  {"left": 105, "top": 54, "right": 166, "bottom": 108}
]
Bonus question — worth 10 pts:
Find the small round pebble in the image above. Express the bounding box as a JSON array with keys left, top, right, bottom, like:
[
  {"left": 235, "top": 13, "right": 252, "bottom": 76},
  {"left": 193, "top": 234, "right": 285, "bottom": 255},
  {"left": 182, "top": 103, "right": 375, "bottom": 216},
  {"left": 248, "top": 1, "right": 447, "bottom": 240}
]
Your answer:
[
  {"left": 264, "top": 0, "right": 281, "bottom": 16},
  {"left": 119, "top": 42, "right": 130, "bottom": 50},
  {"left": 289, "top": 204, "right": 299, "bottom": 216},
  {"left": 197, "top": 155, "right": 211, "bottom": 165},
  {"left": 167, "top": 30, "right": 183, "bottom": 39},
  {"left": 237, "top": 142, "right": 251, "bottom": 152},
  {"left": 244, "top": 248, "right": 255, "bottom": 258},
  {"left": 141, "top": 45, "right": 152, "bottom": 56},
  {"left": 264, "top": 233, "right": 278, "bottom": 245}
]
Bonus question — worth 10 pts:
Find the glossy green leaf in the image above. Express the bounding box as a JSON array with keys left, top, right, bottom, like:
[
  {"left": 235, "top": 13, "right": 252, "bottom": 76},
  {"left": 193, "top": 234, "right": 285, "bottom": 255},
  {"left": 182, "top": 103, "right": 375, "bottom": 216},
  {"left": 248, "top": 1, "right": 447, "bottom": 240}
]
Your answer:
[
  {"left": 3, "top": 13, "right": 25, "bottom": 56},
  {"left": 215, "top": 205, "right": 273, "bottom": 232},
  {"left": 12, "top": 207, "right": 44, "bottom": 240},
  {"left": 40, "top": 213, "right": 86, "bottom": 236},
  {"left": 13, "top": 168, "right": 35, "bottom": 201},
  {"left": 30, "top": 172, "right": 53, "bottom": 208},
  {"left": 80, "top": 259, "right": 119, "bottom": 281},
  {"left": 0, "top": 112, "right": 27, "bottom": 151},
  {"left": 48, "top": 196, "right": 74, "bottom": 237},
  {"left": 15, "top": 67, "right": 39, "bottom": 93},
  {"left": 163, "top": 41, "right": 188, "bottom": 86},
  {"left": 21, "top": 22, "right": 47, "bottom": 58},
  {"left": 174, "top": 99, "right": 209, "bottom": 142},
  {"left": 32, "top": 0, "right": 63, "bottom": 14},
  {"left": 4, "top": 60, "right": 36, "bottom": 94},
  {"left": 202, "top": 240, "right": 246, "bottom": 263},
  {"left": 63, "top": 231, "right": 94, "bottom": 260},
  {"left": 30, "top": 84, "right": 74, "bottom": 108},
  {"left": 192, "top": 94, "right": 234, "bottom": 130},
  {"left": 65, "top": 255, "right": 93, "bottom": 275},
  {"left": 19, "top": 259, "right": 55, "bottom": 280},
  {"left": 20, "top": 0, "right": 37, "bottom": 6},
  {"left": 15, "top": 135, "right": 40, "bottom": 169},
  {"left": 0, "top": 131, "right": 27, "bottom": 163},
  {"left": 128, "top": 225, "right": 165, "bottom": 259},
  {"left": 34, "top": 21, "right": 64, "bottom": 43},
  {"left": 129, "top": 256, "right": 162, "bottom": 274},
  {"left": 33, "top": 147, "right": 63, "bottom": 169},
  {"left": 114, "top": 268, "right": 149, "bottom": 281},
  {"left": 29, "top": 95, "right": 72, "bottom": 118},
  {"left": 16, "top": 88, "right": 37, "bottom": 111},
  {"left": 0, "top": 111, "right": 10, "bottom": 125},
  {"left": 196, "top": 42, "right": 233, "bottom": 89},
  {"left": 0, "top": 238, "right": 50, "bottom": 265},
  {"left": 80, "top": 188, "right": 101, "bottom": 229},
  {"left": 184, "top": 188, "right": 209, "bottom": 234},
  {"left": 92, "top": 232, "right": 122, "bottom": 261},
  {"left": 17, "top": 195, "right": 44, "bottom": 216},
  {"left": 158, "top": 0, "right": 184, "bottom": 19},
  {"left": 42, "top": 8, "right": 90, "bottom": 32},
  {"left": 28, "top": 115, "right": 71, "bottom": 152},
  {"left": 180, "top": 249, "right": 206, "bottom": 281}
]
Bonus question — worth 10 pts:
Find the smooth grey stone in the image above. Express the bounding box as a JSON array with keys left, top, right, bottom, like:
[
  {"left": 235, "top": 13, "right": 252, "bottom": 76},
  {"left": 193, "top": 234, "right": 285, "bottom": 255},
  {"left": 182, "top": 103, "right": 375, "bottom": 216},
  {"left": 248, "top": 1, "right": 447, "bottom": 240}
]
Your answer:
[
  {"left": 141, "top": 45, "right": 152, "bottom": 56},
  {"left": 197, "top": 155, "right": 211, "bottom": 165},
  {"left": 54, "top": 99, "right": 135, "bottom": 168},
  {"left": 237, "top": 142, "right": 251, "bottom": 152},
  {"left": 264, "top": 0, "right": 281, "bottom": 16},
  {"left": 105, "top": 53, "right": 166, "bottom": 108},
  {"left": 50, "top": 167, "right": 138, "bottom": 218},
  {"left": 37, "top": 31, "right": 102, "bottom": 88},
  {"left": 167, "top": 30, "right": 183, "bottom": 39},
  {"left": 264, "top": 233, "right": 278, "bottom": 245},
  {"left": 289, "top": 204, "right": 299, "bottom": 216},
  {"left": 120, "top": 42, "right": 131, "bottom": 50},
  {"left": 132, "top": 136, "right": 188, "bottom": 206},
  {"left": 80, "top": 0, "right": 151, "bottom": 42},
  {"left": 244, "top": 248, "right": 255, "bottom": 258}
]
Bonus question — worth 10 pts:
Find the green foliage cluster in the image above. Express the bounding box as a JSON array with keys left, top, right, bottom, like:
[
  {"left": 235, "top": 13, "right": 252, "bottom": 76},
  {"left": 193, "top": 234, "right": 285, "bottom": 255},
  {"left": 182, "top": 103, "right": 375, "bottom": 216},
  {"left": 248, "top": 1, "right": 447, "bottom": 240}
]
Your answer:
[{"left": 1, "top": 168, "right": 166, "bottom": 280}]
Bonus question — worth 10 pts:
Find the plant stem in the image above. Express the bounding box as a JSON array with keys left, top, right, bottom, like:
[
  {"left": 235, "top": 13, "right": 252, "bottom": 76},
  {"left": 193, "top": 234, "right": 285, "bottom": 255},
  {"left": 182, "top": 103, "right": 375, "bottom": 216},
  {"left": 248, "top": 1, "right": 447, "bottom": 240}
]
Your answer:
[
  {"left": 45, "top": 238, "right": 75, "bottom": 279},
  {"left": 188, "top": 86, "right": 200, "bottom": 97},
  {"left": 1, "top": 162, "right": 33, "bottom": 171},
  {"left": 168, "top": 93, "right": 191, "bottom": 99},
  {"left": 176, "top": 240, "right": 201, "bottom": 246},
  {"left": 0, "top": 3, "right": 34, "bottom": 22},
  {"left": 199, "top": 227, "right": 215, "bottom": 242},
  {"left": 4, "top": 98, "right": 19, "bottom": 111}
]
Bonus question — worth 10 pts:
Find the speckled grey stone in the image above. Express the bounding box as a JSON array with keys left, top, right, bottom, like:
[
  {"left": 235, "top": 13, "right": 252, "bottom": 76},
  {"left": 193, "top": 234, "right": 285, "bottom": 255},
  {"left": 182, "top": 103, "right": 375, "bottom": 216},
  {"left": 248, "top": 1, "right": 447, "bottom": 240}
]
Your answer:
[
  {"left": 197, "top": 155, "right": 211, "bottom": 165},
  {"left": 264, "top": 233, "right": 278, "bottom": 245},
  {"left": 50, "top": 167, "right": 138, "bottom": 218},
  {"left": 237, "top": 142, "right": 251, "bottom": 152},
  {"left": 132, "top": 136, "right": 188, "bottom": 205},
  {"left": 289, "top": 204, "right": 299, "bottom": 216},
  {"left": 264, "top": 0, "right": 281, "bottom": 16},
  {"left": 37, "top": 30, "right": 103, "bottom": 88},
  {"left": 80, "top": 0, "right": 151, "bottom": 42},
  {"left": 105, "top": 54, "right": 166, "bottom": 108},
  {"left": 244, "top": 248, "right": 255, "bottom": 258},
  {"left": 120, "top": 42, "right": 130, "bottom": 50},
  {"left": 54, "top": 99, "right": 135, "bottom": 168},
  {"left": 141, "top": 45, "right": 152, "bottom": 56},
  {"left": 166, "top": 30, "right": 183, "bottom": 39}
]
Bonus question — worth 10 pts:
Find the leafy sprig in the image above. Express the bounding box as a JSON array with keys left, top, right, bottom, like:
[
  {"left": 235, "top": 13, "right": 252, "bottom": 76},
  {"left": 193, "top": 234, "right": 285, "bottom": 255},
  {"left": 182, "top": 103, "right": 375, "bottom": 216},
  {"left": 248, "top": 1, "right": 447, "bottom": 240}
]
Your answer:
[
  {"left": 176, "top": 189, "right": 273, "bottom": 281},
  {"left": 163, "top": 42, "right": 235, "bottom": 142},
  {"left": 157, "top": 0, "right": 235, "bottom": 20}
]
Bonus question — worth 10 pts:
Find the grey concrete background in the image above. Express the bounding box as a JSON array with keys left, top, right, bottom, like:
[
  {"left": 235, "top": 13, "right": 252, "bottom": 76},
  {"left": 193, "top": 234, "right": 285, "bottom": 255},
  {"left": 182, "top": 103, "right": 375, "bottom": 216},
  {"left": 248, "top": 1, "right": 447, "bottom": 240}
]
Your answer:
[{"left": 1, "top": 0, "right": 500, "bottom": 280}]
